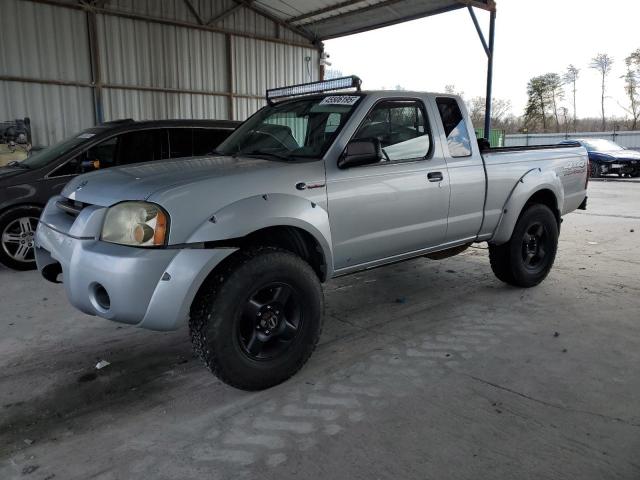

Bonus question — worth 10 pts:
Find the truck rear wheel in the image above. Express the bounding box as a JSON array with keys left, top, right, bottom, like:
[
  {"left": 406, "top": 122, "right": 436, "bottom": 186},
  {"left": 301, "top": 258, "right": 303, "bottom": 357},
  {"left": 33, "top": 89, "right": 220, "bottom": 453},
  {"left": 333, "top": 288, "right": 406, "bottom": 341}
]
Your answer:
[
  {"left": 189, "top": 247, "right": 323, "bottom": 390},
  {"left": 489, "top": 204, "right": 558, "bottom": 288}
]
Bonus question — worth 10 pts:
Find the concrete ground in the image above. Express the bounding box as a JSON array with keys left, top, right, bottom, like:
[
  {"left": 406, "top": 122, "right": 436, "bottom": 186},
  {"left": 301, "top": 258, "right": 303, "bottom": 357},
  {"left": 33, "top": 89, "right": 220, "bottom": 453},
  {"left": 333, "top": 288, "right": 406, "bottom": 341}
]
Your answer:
[{"left": 1, "top": 181, "right": 639, "bottom": 480}]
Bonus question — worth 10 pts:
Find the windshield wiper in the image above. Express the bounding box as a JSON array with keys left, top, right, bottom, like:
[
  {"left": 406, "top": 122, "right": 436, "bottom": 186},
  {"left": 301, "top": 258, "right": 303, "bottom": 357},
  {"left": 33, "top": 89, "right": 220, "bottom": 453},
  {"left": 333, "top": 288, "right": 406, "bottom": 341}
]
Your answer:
[{"left": 237, "top": 150, "right": 291, "bottom": 162}]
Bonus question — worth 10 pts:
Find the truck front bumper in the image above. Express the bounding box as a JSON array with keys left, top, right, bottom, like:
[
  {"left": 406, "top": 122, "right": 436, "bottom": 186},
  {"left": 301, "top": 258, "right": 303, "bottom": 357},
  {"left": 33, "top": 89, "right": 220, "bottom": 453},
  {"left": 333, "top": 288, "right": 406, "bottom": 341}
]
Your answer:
[{"left": 35, "top": 197, "right": 237, "bottom": 331}]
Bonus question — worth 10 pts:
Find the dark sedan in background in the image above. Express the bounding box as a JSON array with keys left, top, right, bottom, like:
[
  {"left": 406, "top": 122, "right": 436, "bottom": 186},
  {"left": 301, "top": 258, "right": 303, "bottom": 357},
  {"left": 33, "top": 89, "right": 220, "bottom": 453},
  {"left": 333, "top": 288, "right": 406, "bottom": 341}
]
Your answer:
[
  {"left": 560, "top": 138, "right": 640, "bottom": 178},
  {"left": 0, "top": 119, "right": 239, "bottom": 270}
]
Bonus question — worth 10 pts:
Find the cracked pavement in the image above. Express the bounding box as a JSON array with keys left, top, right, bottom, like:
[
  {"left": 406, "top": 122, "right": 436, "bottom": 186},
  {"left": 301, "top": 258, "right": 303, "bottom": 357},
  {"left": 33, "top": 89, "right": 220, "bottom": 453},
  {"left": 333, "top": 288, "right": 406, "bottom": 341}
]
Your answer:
[{"left": 1, "top": 181, "right": 639, "bottom": 479}]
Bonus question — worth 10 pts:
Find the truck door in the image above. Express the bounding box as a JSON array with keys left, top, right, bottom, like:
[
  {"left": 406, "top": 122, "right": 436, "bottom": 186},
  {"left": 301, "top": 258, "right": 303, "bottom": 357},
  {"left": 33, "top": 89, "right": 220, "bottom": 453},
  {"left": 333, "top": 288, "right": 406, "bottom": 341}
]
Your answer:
[
  {"left": 326, "top": 98, "right": 450, "bottom": 271},
  {"left": 434, "top": 97, "right": 486, "bottom": 243}
]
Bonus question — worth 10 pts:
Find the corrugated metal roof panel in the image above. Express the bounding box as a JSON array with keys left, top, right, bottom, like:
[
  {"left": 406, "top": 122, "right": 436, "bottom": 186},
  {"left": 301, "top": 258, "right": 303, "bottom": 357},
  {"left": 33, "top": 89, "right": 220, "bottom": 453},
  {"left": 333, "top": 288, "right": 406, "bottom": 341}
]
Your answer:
[
  {"left": 0, "top": 80, "right": 94, "bottom": 146},
  {"left": 97, "top": 14, "right": 228, "bottom": 92},
  {"left": 256, "top": 0, "right": 494, "bottom": 39},
  {"left": 233, "top": 37, "right": 319, "bottom": 98},
  {"left": 102, "top": 88, "right": 229, "bottom": 121},
  {"left": 0, "top": 0, "right": 91, "bottom": 81}
]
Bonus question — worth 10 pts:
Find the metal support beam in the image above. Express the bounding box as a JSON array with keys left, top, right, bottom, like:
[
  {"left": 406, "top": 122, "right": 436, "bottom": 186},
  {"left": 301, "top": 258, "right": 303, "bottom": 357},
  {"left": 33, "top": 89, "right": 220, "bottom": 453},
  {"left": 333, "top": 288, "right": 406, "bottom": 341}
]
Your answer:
[
  {"left": 467, "top": 6, "right": 489, "bottom": 56},
  {"left": 183, "top": 0, "right": 204, "bottom": 25},
  {"left": 24, "top": 0, "right": 317, "bottom": 50},
  {"left": 483, "top": 9, "right": 496, "bottom": 139},
  {"left": 226, "top": 34, "right": 236, "bottom": 121},
  {"left": 0, "top": 75, "right": 264, "bottom": 101},
  {"left": 231, "top": 0, "right": 318, "bottom": 43},
  {"left": 207, "top": 2, "right": 245, "bottom": 25},
  {"left": 86, "top": 8, "right": 104, "bottom": 124}
]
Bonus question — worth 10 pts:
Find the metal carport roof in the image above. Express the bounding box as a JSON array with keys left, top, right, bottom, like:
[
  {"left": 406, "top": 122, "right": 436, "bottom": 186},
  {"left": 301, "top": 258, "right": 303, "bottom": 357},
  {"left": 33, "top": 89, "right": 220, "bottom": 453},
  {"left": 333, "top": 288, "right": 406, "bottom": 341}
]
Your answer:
[{"left": 253, "top": 0, "right": 495, "bottom": 41}]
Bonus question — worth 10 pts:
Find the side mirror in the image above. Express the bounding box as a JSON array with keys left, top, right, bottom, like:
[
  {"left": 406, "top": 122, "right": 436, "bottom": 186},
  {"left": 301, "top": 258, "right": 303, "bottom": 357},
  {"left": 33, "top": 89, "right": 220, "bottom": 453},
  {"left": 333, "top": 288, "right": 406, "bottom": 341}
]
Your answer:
[{"left": 338, "top": 138, "right": 382, "bottom": 169}]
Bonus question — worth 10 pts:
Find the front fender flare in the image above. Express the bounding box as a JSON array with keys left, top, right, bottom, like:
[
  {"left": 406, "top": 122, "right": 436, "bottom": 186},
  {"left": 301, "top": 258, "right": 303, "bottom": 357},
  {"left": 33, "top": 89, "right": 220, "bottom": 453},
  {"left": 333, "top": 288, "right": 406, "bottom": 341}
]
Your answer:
[
  {"left": 490, "top": 168, "right": 564, "bottom": 245},
  {"left": 186, "top": 193, "right": 334, "bottom": 277}
]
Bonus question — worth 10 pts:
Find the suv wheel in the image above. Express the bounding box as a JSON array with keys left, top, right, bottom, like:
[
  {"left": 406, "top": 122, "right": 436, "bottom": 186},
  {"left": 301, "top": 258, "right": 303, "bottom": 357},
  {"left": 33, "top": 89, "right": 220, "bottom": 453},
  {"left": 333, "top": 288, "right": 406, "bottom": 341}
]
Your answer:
[
  {"left": 189, "top": 247, "right": 323, "bottom": 390},
  {"left": 488, "top": 204, "right": 559, "bottom": 288},
  {"left": 0, "top": 206, "right": 41, "bottom": 271}
]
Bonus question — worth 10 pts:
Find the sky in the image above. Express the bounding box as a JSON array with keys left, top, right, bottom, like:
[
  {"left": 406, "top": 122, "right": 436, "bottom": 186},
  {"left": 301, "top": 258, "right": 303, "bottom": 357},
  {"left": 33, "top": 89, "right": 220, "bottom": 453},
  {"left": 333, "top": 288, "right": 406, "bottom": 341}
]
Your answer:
[{"left": 325, "top": 0, "right": 639, "bottom": 120}]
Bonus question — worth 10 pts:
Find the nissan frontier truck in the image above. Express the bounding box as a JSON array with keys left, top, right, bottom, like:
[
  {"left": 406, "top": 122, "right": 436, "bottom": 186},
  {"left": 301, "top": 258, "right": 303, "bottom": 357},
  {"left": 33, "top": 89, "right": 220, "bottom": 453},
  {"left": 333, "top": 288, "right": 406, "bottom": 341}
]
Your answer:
[{"left": 34, "top": 76, "right": 588, "bottom": 390}]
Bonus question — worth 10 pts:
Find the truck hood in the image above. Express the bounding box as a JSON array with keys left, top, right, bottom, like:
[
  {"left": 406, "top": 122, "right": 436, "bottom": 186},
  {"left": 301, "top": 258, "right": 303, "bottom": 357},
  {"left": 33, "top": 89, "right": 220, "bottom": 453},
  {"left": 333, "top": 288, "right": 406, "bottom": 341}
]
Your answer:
[{"left": 62, "top": 155, "right": 282, "bottom": 205}]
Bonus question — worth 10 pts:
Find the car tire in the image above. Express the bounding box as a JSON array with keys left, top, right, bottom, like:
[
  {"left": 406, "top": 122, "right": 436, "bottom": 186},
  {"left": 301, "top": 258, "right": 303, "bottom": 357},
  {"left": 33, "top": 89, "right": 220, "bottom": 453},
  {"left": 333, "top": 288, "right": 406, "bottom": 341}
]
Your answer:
[
  {"left": 189, "top": 247, "right": 323, "bottom": 391},
  {"left": 590, "top": 161, "right": 602, "bottom": 178},
  {"left": 0, "top": 206, "right": 41, "bottom": 271},
  {"left": 488, "top": 204, "right": 559, "bottom": 288}
]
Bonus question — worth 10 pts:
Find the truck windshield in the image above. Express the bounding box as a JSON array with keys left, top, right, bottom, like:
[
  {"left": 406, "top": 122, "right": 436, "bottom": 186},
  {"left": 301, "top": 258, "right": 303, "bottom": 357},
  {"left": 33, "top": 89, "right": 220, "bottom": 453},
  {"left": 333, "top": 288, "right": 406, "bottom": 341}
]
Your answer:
[
  {"left": 19, "top": 126, "right": 108, "bottom": 170},
  {"left": 216, "top": 95, "right": 362, "bottom": 160},
  {"left": 582, "top": 139, "right": 624, "bottom": 152}
]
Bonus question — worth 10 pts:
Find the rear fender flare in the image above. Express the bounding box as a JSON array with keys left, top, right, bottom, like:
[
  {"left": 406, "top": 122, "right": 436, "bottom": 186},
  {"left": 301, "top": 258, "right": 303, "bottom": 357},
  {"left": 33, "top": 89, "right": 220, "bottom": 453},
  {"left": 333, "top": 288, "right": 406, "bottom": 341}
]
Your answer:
[{"left": 490, "top": 168, "right": 563, "bottom": 245}]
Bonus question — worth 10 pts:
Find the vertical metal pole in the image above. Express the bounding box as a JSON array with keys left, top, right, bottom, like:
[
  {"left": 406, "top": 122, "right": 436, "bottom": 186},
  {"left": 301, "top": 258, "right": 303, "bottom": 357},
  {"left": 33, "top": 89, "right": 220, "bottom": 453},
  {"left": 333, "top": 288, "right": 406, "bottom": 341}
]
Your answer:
[
  {"left": 226, "top": 33, "right": 235, "bottom": 121},
  {"left": 87, "top": 9, "right": 104, "bottom": 124},
  {"left": 319, "top": 43, "right": 325, "bottom": 81},
  {"left": 483, "top": 9, "right": 496, "bottom": 140}
]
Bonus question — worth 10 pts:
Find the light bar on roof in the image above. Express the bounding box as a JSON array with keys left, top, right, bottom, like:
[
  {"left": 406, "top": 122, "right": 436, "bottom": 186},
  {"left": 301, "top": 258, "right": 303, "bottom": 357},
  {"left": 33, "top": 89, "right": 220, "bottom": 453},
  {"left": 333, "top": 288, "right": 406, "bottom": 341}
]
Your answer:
[{"left": 266, "top": 75, "right": 362, "bottom": 103}]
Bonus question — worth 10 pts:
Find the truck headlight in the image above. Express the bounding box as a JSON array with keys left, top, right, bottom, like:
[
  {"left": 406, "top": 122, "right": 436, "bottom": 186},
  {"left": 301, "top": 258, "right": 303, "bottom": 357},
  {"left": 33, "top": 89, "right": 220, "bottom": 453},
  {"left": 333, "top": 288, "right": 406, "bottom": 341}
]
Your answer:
[{"left": 101, "top": 201, "right": 169, "bottom": 247}]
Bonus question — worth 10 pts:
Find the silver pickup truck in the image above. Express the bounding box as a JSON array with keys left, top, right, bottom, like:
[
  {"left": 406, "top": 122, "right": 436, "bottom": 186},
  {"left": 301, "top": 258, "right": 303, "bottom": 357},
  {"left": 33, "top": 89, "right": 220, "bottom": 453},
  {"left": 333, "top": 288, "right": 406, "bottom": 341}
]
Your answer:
[{"left": 35, "top": 76, "right": 588, "bottom": 390}]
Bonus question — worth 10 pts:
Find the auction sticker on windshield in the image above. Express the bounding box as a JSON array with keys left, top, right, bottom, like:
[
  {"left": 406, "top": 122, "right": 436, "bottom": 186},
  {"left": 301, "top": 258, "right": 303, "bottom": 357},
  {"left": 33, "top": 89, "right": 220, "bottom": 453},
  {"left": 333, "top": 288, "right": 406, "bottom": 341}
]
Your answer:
[{"left": 320, "top": 96, "right": 359, "bottom": 106}]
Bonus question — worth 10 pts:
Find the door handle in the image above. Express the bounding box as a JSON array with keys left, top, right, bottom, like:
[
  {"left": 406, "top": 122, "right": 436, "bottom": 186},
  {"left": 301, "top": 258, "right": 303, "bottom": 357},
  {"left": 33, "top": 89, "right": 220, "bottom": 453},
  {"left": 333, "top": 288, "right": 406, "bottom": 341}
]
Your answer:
[{"left": 427, "top": 171, "right": 443, "bottom": 182}]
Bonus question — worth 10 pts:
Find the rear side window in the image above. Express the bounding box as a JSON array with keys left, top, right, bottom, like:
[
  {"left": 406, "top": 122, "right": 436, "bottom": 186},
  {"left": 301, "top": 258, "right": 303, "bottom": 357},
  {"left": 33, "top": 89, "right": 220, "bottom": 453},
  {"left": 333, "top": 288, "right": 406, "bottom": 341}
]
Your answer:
[
  {"left": 193, "top": 128, "right": 232, "bottom": 156},
  {"left": 354, "top": 99, "right": 431, "bottom": 162},
  {"left": 119, "top": 129, "right": 169, "bottom": 165},
  {"left": 436, "top": 97, "right": 472, "bottom": 157},
  {"left": 168, "top": 128, "right": 193, "bottom": 158}
]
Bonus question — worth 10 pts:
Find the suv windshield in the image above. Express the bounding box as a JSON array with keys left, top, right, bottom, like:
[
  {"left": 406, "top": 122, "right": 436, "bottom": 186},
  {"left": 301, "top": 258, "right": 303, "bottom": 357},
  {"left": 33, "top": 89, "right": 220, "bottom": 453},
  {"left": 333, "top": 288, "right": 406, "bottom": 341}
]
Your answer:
[
  {"left": 216, "top": 95, "right": 362, "bottom": 160},
  {"left": 18, "top": 127, "right": 108, "bottom": 170},
  {"left": 582, "top": 139, "right": 624, "bottom": 152}
]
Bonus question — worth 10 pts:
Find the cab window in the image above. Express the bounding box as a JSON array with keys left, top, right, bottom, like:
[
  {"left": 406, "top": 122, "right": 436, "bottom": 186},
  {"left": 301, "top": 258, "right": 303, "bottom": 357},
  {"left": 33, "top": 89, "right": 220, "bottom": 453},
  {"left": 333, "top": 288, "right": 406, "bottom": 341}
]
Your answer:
[
  {"left": 436, "top": 97, "right": 472, "bottom": 157},
  {"left": 353, "top": 100, "right": 431, "bottom": 162}
]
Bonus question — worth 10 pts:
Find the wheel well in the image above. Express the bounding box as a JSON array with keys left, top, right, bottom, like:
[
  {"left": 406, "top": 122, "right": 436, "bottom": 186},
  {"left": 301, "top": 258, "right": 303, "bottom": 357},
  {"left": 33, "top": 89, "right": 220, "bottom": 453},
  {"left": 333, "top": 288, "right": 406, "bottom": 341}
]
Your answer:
[
  {"left": 236, "top": 226, "right": 327, "bottom": 281},
  {"left": 524, "top": 189, "right": 560, "bottom": 225},
  {"left": 0, "top": 203, "right": 44, "bottom": 219}
]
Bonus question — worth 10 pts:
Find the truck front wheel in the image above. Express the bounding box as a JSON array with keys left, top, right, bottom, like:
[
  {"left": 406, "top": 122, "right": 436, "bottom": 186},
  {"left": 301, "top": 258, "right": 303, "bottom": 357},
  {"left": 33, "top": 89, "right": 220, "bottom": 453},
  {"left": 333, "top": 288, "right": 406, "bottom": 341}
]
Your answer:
[
  {"left": 189, "top": 247, "right": 323, "bottom": 390},
  {"left": 489, "top": 204, "right": 559, "bottom": 288}
]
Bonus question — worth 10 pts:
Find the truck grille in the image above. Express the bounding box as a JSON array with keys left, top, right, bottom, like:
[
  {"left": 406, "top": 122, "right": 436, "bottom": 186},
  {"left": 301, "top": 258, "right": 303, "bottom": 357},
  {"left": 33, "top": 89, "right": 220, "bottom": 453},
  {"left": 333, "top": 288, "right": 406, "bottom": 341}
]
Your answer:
[{"left": 55, "top": 198, "right": 88, "bottom": 218}]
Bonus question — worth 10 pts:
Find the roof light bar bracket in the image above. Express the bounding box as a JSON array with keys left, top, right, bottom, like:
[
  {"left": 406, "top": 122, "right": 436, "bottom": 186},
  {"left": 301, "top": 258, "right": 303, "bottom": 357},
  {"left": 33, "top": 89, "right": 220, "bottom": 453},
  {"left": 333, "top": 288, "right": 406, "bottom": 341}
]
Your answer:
[{"left": 266, "top": 75, "right": 362, "bottom": 104}]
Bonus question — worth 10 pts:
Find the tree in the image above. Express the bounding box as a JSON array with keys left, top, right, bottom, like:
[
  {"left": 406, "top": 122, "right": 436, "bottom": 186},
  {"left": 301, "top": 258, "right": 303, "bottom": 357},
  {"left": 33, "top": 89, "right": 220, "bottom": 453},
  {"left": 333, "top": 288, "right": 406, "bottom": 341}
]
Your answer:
[
  {"left": 562, "top": 65, "right": 580, "bottom": 132},
  {"left": 544, "top": 73, "right": 565, "bottom": 132},
  {"left": 590, "top": 53, "right": 614, "bottom": 131},
  {"left": 621, "top": 50, "right": 640, "bottom": 130},
  {"left": 524, "top": 75, "right": 553, "bottom": 131},
  {"left": 467, "top": 96, "right": 512, "bottom": 127},
  {"left": 444, "top": 84, "right": 464, "bottom": 97}
]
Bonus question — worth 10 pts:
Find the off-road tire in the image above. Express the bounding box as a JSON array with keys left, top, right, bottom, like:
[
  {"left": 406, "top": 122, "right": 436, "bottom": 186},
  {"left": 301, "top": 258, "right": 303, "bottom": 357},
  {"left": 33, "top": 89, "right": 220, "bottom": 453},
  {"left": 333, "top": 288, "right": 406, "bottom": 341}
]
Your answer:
[
  {"left": 0, "top": 206, "right": 41, "bottom": 271},
  {"left": 189, "top": 247, "right": 323, "bottom": 390},
  {"left": 489, "top": 204, "right": 559, "bottom": 288}
]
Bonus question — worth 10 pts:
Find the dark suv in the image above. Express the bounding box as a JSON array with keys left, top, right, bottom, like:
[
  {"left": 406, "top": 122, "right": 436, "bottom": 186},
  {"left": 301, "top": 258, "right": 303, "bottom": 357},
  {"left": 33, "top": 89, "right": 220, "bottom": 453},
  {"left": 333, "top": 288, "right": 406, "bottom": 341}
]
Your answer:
[{"left": 0, "top": 119, "right": 239, "bottom": 270}]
